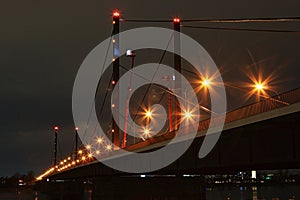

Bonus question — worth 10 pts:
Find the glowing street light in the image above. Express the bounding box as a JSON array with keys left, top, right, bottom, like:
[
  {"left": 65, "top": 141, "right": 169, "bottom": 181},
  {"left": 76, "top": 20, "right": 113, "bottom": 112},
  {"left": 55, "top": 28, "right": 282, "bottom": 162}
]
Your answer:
[
  {"left": 142, "top": 128, "right": 151, "bottom": 138},
  {"left": 144, "top": 129, "right": 150, "bottom": 135},
  {"left": 255, "top": 83, "right": 265, "bottom": 91},
  {"left": 145, "top": 110, "right": 152, "bottom": 118},
  {"left": 96, "top": 137, "right": 103, "bottom": 144},
  {"left": 106, "top": 144, "right": 112, "bottom": 151},
  {"left": 184, "top": 111, "right": 192, "bottom": 119},
  {"left": 202, "top": 79, "right": 211, "bottom": 87}
]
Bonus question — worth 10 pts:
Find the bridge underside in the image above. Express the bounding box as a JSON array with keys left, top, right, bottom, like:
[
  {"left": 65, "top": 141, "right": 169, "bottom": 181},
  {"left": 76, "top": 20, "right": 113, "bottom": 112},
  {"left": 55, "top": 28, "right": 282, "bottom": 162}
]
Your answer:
[{"left": 48, "top": 111, "right": 300, "bottom": 180}]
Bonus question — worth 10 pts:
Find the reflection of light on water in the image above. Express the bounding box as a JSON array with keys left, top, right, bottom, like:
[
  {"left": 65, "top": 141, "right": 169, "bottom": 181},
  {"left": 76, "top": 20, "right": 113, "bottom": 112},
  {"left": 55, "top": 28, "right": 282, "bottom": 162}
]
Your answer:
[
  {"left": 206, "top": 184, "right": 299, "bottom": 200},
  {"left": 34, "top": 191, "right": 38, "bottom": 200},
  {"left": 84, "top": 189, "right": 92, "bottom": 200},
  {"left": 252, "top": 186, "right": 258, "bottom": 200}
]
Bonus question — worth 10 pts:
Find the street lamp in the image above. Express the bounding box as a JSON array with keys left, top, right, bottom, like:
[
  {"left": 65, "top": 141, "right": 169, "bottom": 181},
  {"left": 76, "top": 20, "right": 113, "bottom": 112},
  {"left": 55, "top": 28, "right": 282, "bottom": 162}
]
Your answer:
[
  {"left": 255, "top": 83, "right": 265, "bottom": 91},
  {"left": 145, "top": 110, "right": 152, "bottom": 118},
  {"left": 202, "top": 79, "right": 211, "bottom": 87}
]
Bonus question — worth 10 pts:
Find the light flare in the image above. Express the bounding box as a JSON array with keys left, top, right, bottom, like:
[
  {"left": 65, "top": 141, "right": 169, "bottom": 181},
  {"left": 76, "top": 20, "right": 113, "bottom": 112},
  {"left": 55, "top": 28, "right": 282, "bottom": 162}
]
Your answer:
[
  {"left": 96, "top": 137, "right": 103, "bottom": 144},
  {"left": 106, "top": 144, "right": 112, "bottom": 151},
  {"left": 244, "top": 68, "right": 277, "bottom": 101},
  {"left": 145, "top": 110, "right": 152, "bottom": 118}
]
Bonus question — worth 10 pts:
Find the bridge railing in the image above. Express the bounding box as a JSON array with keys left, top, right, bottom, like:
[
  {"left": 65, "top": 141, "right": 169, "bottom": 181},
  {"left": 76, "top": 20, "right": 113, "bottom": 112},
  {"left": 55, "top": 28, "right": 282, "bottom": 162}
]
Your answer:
[{"left": 198, "top": 87, "right": 300, "bottom": 131}]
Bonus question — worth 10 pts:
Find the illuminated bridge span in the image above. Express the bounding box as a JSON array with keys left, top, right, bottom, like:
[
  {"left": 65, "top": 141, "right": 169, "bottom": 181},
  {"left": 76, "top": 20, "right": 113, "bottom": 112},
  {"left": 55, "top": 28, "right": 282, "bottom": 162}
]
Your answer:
[
  {"left": 35, "top": 11, "right": 300, "bottom": 199},
  {"left": 36, "top": 87, "right": 300, "bottom": 180},
  {"left": 36, "top": 11, "right": 300, "bottom": 181}
]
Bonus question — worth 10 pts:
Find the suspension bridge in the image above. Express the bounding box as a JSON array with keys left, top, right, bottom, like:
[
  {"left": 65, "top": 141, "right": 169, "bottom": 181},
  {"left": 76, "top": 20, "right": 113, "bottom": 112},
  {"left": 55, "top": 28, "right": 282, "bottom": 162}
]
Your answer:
[{"left": 34, "top": 11, "right": 300, "bottom": 199}]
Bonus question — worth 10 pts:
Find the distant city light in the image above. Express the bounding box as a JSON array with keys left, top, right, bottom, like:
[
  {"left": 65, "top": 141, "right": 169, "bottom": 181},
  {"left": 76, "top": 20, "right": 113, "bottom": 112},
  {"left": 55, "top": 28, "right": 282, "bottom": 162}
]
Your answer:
[
  {"left": 86, "top": 145, "right": 91, "bottom": 150},
  {"left": 251, "top": 170, "right": 257, "bottom": 179},
  {"left": 54, "top": 126, "right": 59, "bottom": 131}
]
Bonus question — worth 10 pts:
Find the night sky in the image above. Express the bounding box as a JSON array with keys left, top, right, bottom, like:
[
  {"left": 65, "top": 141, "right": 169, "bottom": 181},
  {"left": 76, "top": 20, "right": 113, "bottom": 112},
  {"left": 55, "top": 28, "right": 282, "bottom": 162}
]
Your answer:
[{"left": 1, "top": 0, "right": 300, "bottom": 177}]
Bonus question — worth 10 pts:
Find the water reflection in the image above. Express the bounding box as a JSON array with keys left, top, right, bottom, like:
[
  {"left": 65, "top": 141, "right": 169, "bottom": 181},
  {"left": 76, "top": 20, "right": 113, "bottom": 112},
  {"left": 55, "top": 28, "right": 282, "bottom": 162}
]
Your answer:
[
  {"left": 206, "top": 185, "right": 299, "bottom": 200},
  {"left": 3, "top": 184, "right": 299, "bottom": 200},
  {"left": 252, "top": 186, "right": 258, "bottom": 200},
  {"left": 83, "top": 189, "right": 92, "bottom": 200}
]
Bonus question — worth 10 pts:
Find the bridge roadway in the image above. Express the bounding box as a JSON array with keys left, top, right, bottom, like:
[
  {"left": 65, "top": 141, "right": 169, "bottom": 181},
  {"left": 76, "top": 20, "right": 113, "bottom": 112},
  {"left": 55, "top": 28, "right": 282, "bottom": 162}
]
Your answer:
[
  {"left": 39, "top": 90, "right": 300, "bottom": 199},
  {"left": 48, "top": 101, "right": 300, "bottom": 180}
]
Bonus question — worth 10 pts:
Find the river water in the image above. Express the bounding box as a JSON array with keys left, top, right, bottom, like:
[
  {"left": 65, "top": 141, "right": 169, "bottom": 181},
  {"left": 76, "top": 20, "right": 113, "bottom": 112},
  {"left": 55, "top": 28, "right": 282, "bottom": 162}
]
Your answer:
[{"left": 0, "top": 184, "right": 299, "bottom": 199}]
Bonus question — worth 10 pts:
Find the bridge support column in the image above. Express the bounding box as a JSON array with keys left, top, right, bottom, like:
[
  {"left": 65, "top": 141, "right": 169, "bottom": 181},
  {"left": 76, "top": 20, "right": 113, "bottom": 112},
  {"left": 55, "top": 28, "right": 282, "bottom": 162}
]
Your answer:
[
  {"left": 112, "top": 11, "right": 120, "bottom": 149},
  {"left": 173, "top": 18, "right": 181, "bottom": 132}
]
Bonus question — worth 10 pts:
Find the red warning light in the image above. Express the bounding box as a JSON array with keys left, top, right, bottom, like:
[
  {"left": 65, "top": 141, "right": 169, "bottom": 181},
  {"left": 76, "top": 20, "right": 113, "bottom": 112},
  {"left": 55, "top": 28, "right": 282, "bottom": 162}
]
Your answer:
[
  {"left": 75, "top": 127, "right": 79, "bottom": 131},
  {"left": 113, "top": 11, "right": 120, "bottom": 17},
  {"left": 54, "top": 126, "right": 59, "bottom": 131},
  {"left": 173, "top": 18, "right": 180, "bottom": 23}
]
